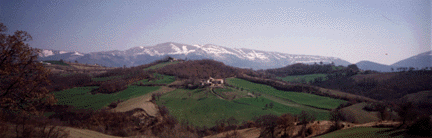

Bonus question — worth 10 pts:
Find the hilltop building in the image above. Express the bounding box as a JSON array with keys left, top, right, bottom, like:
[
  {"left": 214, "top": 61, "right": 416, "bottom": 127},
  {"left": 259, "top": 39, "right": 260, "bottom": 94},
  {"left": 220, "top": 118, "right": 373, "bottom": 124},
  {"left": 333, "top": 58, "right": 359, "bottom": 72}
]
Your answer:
[{"left": 201, "top": 77, "right": 224, "bottom": 87}]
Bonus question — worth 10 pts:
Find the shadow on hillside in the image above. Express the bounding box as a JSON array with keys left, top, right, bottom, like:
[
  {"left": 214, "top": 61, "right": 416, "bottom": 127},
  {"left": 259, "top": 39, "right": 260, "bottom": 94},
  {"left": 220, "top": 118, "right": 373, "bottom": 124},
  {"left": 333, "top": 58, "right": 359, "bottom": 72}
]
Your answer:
[{"left": 376, "top": 128, "right": 406, "bottom": 137}]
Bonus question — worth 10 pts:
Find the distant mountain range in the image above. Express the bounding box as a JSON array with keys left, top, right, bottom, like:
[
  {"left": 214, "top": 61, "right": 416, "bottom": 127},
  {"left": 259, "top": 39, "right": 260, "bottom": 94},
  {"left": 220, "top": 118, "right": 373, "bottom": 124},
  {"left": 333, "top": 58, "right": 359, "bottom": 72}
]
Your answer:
[
  {"left": 37, "top": 42, "right": 351, "bottom": 69},
  {"left": 37, "top": 42, "right": 431, "bottom": 71},
  {"left": 355, "top": 51, "right": 432, "bottom": 72}
]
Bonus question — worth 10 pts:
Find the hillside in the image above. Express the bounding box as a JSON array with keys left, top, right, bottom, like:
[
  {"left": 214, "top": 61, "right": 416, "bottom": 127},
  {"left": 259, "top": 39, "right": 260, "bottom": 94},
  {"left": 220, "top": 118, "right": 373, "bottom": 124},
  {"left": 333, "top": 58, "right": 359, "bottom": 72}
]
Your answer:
[
  {"left": 265, "top": 63, "right": 341, "bottom": 77},
  {"left": 4, "top": 58, "right": 431, "bottom": 138},
  {"left": 310, "top": 70, "right": 432, "bottom": 100},
  {"left": 356, "top": 60, "right": 396, "bottom": 72},
  {"left": 42, "top": 60, "right": 116, "bottom": 74}
]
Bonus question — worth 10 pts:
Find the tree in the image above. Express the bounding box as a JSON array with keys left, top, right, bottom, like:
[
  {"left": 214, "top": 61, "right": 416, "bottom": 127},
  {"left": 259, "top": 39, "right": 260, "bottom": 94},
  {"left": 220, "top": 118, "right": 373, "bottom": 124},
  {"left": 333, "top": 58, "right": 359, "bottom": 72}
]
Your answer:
[
  {"left": 330, "top": 109, "right": 343, "bottom": 130},
  {"left": 396, "top": 102, "right": 417, "bottom": 128},
  {"left": 0, "top": 23, "right": 55, "bottom": 113},
  {"left": 299, "top": 111, "right": 316, "bottom": 137},
  {"left": 269, "top": 102, "right": 274, "bottom": 109},
  {"left": 278, "top": 113, "right": 297, "bottom": 138},
  {"left": 255, "top": 114, "right": 278, "bottom": 138}
]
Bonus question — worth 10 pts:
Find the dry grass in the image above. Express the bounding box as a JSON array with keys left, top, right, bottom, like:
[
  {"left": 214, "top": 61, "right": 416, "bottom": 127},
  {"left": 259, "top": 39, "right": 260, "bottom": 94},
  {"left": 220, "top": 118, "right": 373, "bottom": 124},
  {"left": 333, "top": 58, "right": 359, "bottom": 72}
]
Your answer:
[
  {"left": 339, "top": 103, "right": 380, "bottom": 124},
  {"left": 204, "top": 128, "right": 261, "bottom": 138},
  {"left": 111, "top": 86, "right": 175, "bottom": 116}
]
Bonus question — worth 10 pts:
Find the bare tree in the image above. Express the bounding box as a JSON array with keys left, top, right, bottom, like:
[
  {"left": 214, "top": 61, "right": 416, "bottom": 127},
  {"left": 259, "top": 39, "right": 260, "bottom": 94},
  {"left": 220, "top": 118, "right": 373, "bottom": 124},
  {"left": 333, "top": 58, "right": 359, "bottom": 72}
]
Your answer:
[
  {"left": 278, "top": 113, "right": 297, "bottom": 138},
  {"left": 255, "top": 114, "right": 278, "bottom": 138},
  {"left": 330, "top": 109, "right": 343, "bottom": 130},
  {"left": 0, "top": 23, "right": 55, "bottom": 113},
  {"left": 299, "top": 111, "right": 316, "bottom": 137}
]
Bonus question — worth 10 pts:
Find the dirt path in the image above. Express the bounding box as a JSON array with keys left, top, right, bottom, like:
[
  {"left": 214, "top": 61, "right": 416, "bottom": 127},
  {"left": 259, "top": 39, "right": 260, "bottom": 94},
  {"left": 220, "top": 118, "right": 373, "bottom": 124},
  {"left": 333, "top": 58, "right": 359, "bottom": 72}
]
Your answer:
[
  {"left": 64, "top": 127, "right": 157, "bottom": 138},
  {"left": 204, "top": 128, "right": 262, "bottom": 138},
  {"left": 111, "top": 86, "right": 175, "bottom": 116},
  {"left": 210, "top": 88, "right": 226, "bottom": 100},
  {"left": 64, "top": 127, "right": 123, "bottom": 138}
]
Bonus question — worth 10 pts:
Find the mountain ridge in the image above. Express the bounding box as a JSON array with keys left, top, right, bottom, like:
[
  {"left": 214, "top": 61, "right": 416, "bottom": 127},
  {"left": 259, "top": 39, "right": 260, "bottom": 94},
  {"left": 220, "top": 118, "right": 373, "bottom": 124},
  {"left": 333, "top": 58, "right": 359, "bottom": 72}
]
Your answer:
[{"left": 38, "top": 42, "right": 351, "bottom": 69}]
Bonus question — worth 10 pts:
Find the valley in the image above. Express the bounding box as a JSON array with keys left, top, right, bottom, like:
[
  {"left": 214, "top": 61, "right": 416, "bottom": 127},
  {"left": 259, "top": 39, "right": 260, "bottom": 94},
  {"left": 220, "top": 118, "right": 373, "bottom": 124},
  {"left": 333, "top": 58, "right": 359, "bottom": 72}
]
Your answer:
[
  {"left": 1, "top": 55, "right": 431, "bottom": 138},
  {"left": 1, "top": 2, "right": 430, "bottom": 137}
]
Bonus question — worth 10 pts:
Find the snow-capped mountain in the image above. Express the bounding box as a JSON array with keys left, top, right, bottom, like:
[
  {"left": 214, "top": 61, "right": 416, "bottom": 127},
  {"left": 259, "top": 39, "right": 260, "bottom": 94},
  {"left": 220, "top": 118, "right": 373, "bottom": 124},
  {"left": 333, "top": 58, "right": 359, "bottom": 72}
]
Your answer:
[
  {"left": 37, "top": 42, "right": 351, "bottom": 69},
  {"left": 38, "top": 49, "right": 85, "bottom": 61}
]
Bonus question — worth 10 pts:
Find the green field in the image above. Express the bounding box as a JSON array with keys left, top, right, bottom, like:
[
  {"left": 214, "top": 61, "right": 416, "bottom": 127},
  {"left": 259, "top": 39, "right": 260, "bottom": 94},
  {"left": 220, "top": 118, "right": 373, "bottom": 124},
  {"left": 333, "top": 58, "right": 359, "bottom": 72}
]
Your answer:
[
  {"left": 156, "top": 87, "right": 330, "bottom": 127},
  {"left": 278, "top": 73, "right": 327, "bottom": 83},
  {"left": 226, "top": 78, "right": 347, "bottom": 110},
  {"left": 316, "top": 127, "right": 405, "bottom": 138},
  {"left": 54, "top": 86, "right": 160, "bottom": 110},
  {"left": 340, "top": 103, "right": 380, "bottom": 123},
  {"left": 91, "top": 75, "right": 124, "bottom": 82},
  {"left": 44, "top": 60, "right": 70, "bottom": 66},
  {"left": 144, "top": 61, "right": 179, "bottom": 71},
  {"left": 133, "top": 73, "right": 176, "bottom": 85}
]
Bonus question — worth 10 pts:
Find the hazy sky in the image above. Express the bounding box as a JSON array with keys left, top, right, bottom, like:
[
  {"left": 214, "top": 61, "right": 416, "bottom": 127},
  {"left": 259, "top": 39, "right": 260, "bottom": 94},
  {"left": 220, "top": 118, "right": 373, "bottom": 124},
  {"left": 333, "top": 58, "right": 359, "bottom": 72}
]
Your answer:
[{"left": 1, "top": 0, "right": 430, "bottom": 65}]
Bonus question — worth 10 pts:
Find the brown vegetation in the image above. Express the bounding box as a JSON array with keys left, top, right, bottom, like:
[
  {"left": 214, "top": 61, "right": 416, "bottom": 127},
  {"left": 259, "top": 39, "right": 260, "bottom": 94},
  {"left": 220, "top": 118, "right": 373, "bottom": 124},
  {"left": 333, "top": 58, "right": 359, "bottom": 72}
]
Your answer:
[
  {"left": 313, "top": 70, "right": 432, "bottom": 100},
  {"left": 157, "top": 59, "right": 239, "bottom": 79},
  {"left": 0, "top": 23, "right": 56, "bottom": 113},
  {"left": 265, "top": 63, "right": 336, "bottom": 77}
]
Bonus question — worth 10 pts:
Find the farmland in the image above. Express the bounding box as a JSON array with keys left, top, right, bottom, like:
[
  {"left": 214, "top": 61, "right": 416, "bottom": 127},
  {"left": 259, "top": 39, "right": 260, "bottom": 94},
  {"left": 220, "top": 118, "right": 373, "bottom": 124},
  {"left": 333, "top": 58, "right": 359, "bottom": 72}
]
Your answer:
[
  {"left": 226, "top": 78, "right": 347, "bottom": 110},
  {"left": 54, "top": 86, "right": 160, "bottom": 110},
  {"left": 143, "top": 61, "right": 179, "bottom": 70},
  {"left": 133, "top": 73, "right": 176, "bottom": 85},
  {"left": 156, "top": 84, "right": 329, "bottom": 126}
]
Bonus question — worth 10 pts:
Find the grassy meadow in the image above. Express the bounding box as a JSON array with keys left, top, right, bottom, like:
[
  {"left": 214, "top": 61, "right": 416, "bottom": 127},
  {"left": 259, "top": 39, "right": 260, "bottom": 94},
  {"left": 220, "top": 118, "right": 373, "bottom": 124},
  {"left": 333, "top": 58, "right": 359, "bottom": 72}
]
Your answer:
[
  {"left": 44, "top": 60, "right": 70, "bottom": 66},
  {"left": 278, "top": 73, "right": 327, "bottom": 83},
  {"left": 155, "top": 85, "right": 332, "bottom": 127},
  {"left": 133, "top": 73, "right": 176, "bottom": 85},
  {"left": 91, "top": 75, "right": 124, "bottom": 82},
  {"left": 144, "top": 61, "right": 179, "bottom": 70},
  {"left": 226, "top": 78, "right": 347, "bottom": 110},
  {"left": 54, "top": 86, "right": 160, "bottom": 110}
]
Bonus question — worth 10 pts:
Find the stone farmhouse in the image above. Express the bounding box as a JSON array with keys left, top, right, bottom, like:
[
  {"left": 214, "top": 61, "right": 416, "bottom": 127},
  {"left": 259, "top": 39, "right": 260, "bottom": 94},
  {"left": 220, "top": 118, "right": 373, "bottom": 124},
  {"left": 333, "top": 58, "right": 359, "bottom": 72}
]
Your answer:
[{"left": 201, "top": 77, "right": 224, "bottom": 87}]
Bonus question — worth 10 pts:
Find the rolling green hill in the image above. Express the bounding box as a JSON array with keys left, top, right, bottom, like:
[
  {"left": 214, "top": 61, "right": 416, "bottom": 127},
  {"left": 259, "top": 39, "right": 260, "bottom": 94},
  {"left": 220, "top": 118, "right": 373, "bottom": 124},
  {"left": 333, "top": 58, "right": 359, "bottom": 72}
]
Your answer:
[
  {"left": 278, "top": 73, "right": 327, "bottom": 83},
  {"left": 156, "top": 88, "right": 330, "bottom": 127},
  {"left": 154, "top": 77, "right": 349, "bottom": 127},
  {"left": 54, "top": 86, "right": 160, "bottom": 110},
  {"left": 339, "top": 103, "right": 380, "bottom": 124},
  {"left": 143, "top": 61, "right": 179, "bottom": 70},
  {"left": 226, "top": 78, "right": 347, "bottom": 110}
]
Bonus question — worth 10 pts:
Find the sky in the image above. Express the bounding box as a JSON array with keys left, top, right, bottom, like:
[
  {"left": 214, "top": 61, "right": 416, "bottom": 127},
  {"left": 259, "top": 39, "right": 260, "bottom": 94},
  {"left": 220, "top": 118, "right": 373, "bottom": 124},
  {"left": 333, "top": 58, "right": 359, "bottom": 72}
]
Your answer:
[{"left": 1, "top": 0, "right": 430, "bottom": 65}]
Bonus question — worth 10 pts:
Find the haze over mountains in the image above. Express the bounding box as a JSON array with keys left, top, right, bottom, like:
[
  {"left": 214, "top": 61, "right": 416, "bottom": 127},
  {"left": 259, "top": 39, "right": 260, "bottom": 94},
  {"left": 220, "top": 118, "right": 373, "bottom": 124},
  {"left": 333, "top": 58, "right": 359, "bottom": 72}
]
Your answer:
[
  {"left": 356, "top": 51, "right": 432, "bottom": 72},
  {"left": 37, "top": 42, "right": 431, "bottom": 71}
]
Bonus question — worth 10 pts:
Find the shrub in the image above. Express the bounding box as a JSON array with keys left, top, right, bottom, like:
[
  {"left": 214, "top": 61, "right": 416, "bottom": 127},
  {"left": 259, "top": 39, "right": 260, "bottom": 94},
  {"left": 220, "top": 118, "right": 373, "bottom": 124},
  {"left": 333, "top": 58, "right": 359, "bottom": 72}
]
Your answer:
[
  {"left": 255, "top": 114, "right": 279, "bottom": 138},
  {"left": 95, "top": 80, "right": 128, "bottom": 94},
  {"left": 407, "top": 116, "right": 432, "bottom": 136},
  {"left": 278, "top": 113, "right": 297, "bottom": 137},
  {"left": 47, "top": 73, "right": 92, "bottom": 91},
  {"left": 1, "top": 109, "right": 69, "bottom": 138}
]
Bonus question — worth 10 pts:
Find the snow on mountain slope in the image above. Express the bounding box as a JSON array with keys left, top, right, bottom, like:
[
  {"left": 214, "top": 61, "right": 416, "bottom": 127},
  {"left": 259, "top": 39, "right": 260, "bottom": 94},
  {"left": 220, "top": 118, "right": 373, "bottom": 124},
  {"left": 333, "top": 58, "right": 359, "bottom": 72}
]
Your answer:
[
  {"left": 39, "top": 49, "right": 54, "bottom": 57},
  {"left": 37, "top": 42, "right": 352, "bottom": 69}
]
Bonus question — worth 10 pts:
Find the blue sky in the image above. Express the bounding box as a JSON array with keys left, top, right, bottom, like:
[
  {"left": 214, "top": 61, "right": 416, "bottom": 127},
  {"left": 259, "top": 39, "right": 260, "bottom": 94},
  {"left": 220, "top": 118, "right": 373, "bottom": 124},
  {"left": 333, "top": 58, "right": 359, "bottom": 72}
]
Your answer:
[{"left": 1, "top": 0, "right": 430, "bottom": 65}]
